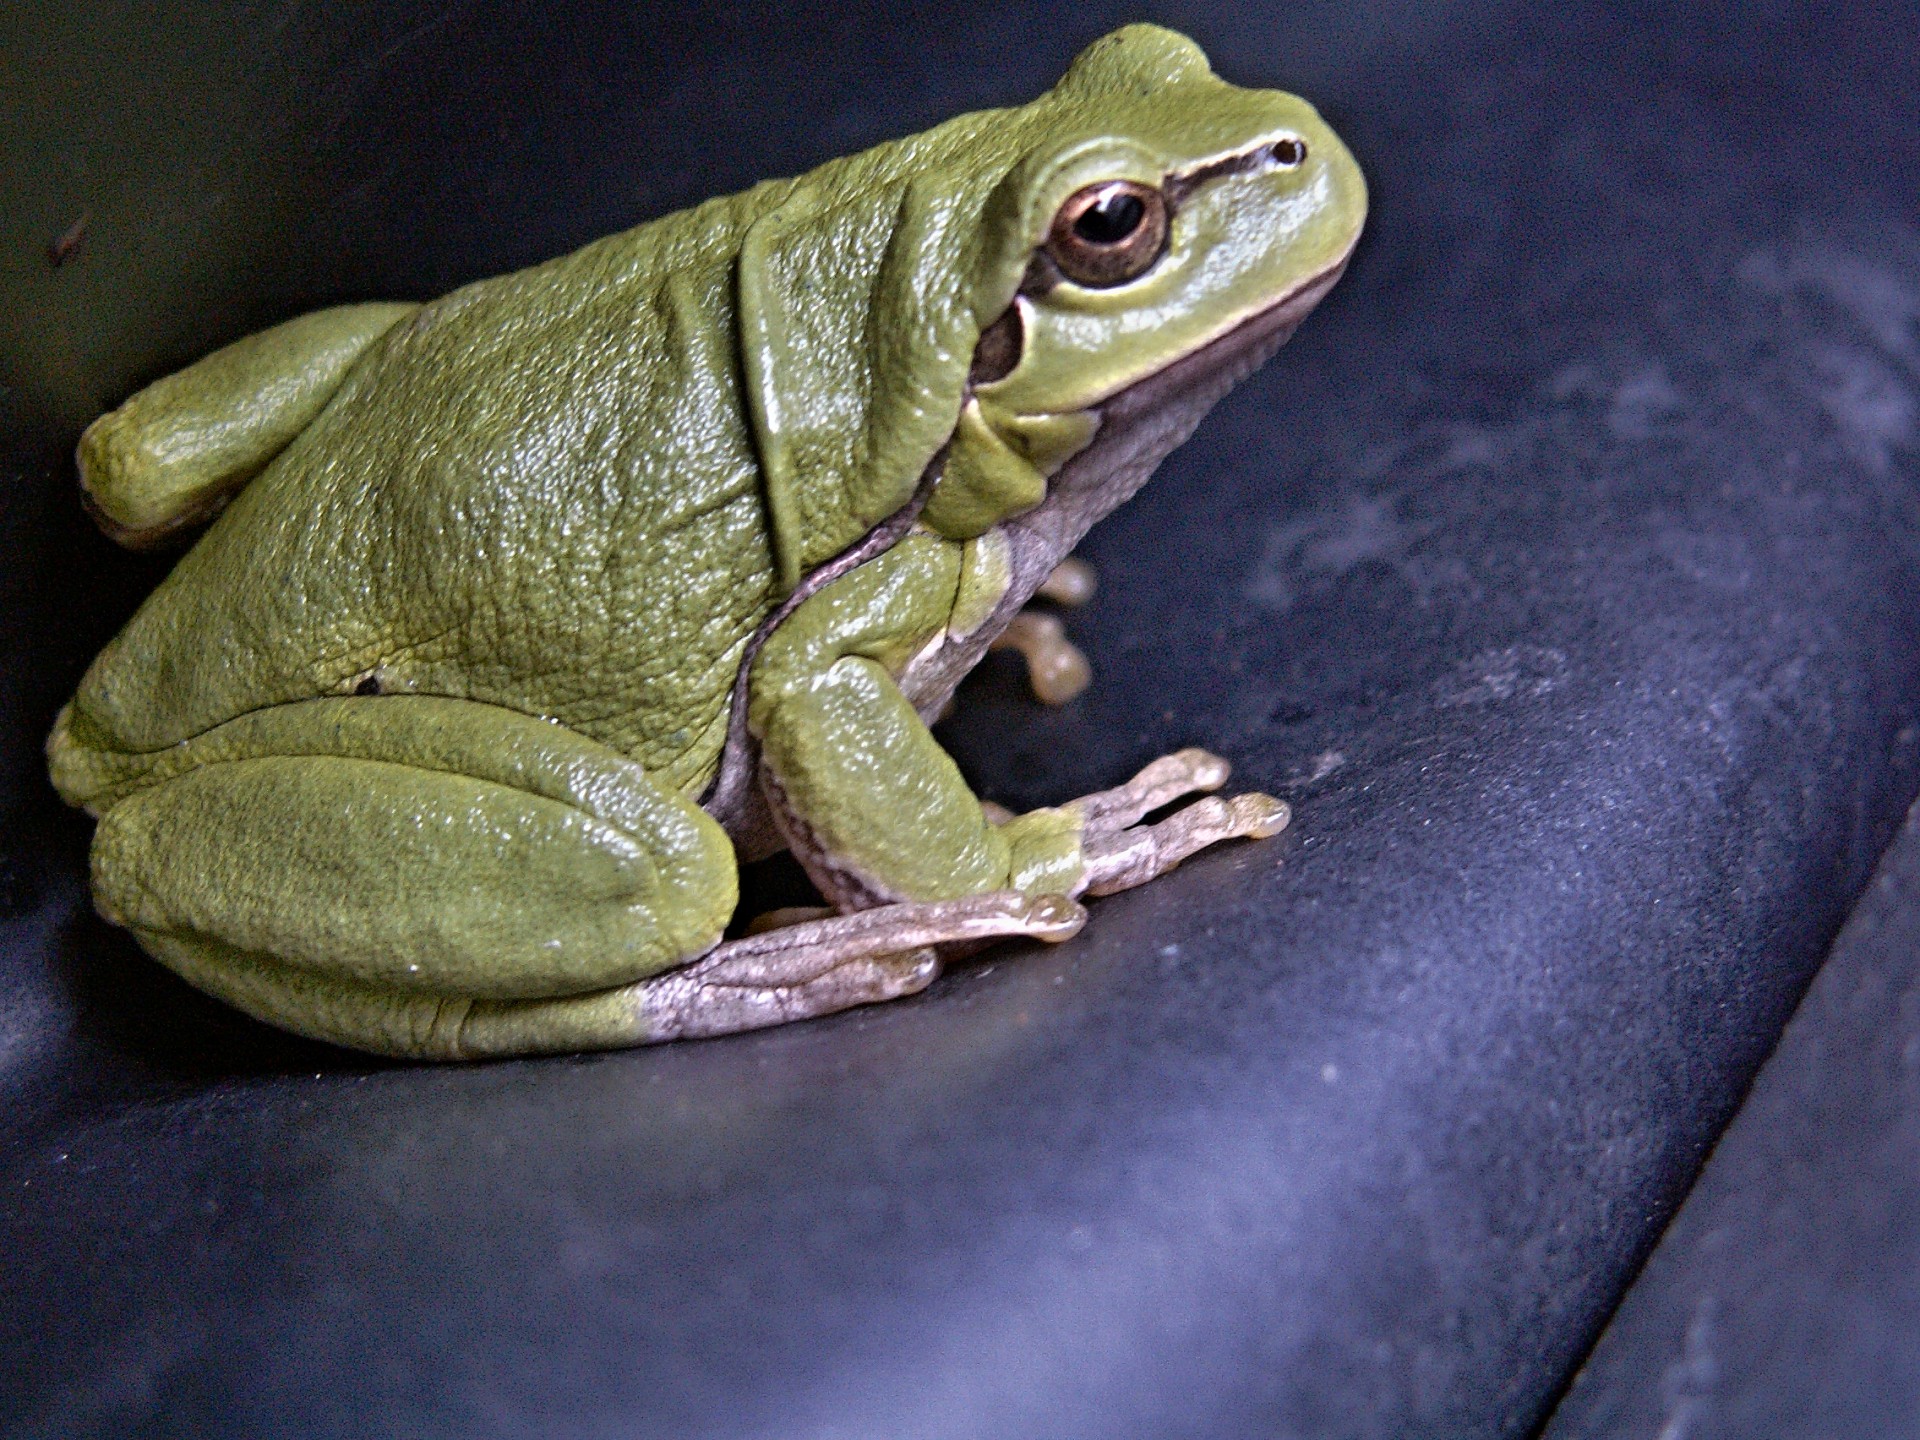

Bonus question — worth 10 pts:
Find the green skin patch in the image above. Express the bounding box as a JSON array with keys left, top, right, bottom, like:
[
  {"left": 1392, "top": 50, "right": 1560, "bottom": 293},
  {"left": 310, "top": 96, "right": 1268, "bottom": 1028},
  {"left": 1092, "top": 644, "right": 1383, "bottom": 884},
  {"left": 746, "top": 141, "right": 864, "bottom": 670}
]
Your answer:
[{"left": 48, "top": 24, "right": 1365, "bottom": 1057}]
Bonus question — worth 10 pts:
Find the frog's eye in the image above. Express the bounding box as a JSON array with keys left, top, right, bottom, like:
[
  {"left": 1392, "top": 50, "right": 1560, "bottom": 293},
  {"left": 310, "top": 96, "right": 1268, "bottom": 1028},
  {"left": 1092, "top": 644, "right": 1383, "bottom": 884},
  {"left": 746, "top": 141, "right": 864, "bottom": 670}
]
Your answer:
[{"left": 1046, "top": 180, "right": 1169, "bottom": 288}]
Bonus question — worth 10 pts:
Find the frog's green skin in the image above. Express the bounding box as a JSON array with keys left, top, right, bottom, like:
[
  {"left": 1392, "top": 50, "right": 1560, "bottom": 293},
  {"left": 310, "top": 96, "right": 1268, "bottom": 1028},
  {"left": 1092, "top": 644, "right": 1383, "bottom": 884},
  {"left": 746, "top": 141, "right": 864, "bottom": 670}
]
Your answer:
[{"left": 46, "top": 26, "right": 1365, "bottom": 1059}]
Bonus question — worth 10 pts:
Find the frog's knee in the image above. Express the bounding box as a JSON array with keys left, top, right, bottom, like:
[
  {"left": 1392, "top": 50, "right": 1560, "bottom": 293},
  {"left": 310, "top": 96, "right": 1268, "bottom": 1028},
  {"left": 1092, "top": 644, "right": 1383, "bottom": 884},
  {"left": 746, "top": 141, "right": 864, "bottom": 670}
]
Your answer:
[
  {"left": 90, "top": 752, "right": 735, "bottom": 1002},
  {"left": 79, "top": 301, "right": 417, "bottom": 549}
]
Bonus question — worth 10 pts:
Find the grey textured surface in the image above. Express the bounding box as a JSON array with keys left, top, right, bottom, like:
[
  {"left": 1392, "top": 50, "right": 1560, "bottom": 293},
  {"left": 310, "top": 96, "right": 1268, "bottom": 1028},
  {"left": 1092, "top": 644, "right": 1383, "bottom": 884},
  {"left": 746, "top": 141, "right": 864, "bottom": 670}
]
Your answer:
[
  {"left": 4, "top": 2, "right": 1920, "bottom": 1436},
  {"left": 1545, "top": 794, "right": 1920, "bottom": 1439}
]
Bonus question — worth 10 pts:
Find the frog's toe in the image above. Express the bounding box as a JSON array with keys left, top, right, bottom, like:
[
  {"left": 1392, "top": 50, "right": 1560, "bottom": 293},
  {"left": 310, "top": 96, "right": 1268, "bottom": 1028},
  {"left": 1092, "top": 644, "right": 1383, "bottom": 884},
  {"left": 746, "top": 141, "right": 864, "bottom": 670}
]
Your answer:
[
  {"left": 634, "top": 892, "right": 1086, "bottom": 1041},
  {"left": 686, "top": 892, "right": 1085, "bottom": 991},
  {"left": 1043, "top": 749, "right": 1282, "bottom": 899},
  {"left": 1068, "top": 747, "right": 1232, "bottom": 836},
  {"left": 1036, "top": 557, "right": 1098, "bottom": 606},
  {"left": 1079, "top": 789, "right": 1290, "bottom": 898},
  {"left": 990, "top": 610, "right": 1092, "bottom": 705}
]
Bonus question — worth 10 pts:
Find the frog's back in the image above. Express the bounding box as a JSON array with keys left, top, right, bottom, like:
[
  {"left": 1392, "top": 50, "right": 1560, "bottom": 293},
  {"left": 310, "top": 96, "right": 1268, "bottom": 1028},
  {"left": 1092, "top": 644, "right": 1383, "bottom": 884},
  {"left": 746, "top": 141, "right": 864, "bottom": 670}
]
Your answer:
[
  {"left": 63, "top": 90, "right": 1045, "bottom": 798},
  {"left": 66, "top": 188, "right": 792, "bottom": 796}
]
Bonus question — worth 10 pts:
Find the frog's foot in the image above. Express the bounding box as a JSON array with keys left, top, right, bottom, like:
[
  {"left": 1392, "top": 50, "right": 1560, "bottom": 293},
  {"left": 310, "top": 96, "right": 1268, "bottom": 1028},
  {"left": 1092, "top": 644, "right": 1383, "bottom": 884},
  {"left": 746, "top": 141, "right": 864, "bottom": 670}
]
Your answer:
[
  {"left": 639, "top": 947, "right": 945, "bottom": 1042},
  {"left": 986, "top": 559, "right": 1098, "bottom": 706},
  {"left": 1065, "top": 748, "right": 1290, "bottom": 898},
  {"left": 990, "top": 611, "right": 1092, "bottom": 705},
  {"left": 635, "top": 892, "right": 1085, "bottom": 1042},
  {"left": 79, "top": 302, "right": 418, "bottom": 549}
]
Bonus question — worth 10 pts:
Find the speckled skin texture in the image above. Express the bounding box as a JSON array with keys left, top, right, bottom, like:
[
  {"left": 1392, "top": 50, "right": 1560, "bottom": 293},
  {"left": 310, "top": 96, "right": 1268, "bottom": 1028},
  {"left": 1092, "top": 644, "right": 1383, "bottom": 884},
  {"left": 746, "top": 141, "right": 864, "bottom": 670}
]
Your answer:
[{"left": 3, "top": 0, "right": 1920, "bottom": 1433}]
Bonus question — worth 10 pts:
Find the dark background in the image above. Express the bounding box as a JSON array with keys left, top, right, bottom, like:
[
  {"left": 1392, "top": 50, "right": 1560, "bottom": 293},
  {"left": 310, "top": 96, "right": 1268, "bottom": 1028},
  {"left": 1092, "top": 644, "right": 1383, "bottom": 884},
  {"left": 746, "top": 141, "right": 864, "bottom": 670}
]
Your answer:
[{"left": 4, "top": 2, "right": 1920, "bottom": 1436}]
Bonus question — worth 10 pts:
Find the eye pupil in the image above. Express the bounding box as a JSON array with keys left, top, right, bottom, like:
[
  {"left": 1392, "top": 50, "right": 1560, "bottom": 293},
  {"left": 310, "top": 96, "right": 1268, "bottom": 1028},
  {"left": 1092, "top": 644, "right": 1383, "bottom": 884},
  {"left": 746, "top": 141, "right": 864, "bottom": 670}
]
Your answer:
[{"left": 1073, "top": 192, "right": 1146, "bottom": 245}]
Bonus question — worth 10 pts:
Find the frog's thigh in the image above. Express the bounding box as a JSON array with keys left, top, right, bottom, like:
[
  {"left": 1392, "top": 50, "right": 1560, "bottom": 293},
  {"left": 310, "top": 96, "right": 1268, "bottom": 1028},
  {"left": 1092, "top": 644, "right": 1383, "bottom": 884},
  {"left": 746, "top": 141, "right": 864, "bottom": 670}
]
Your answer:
[{"left": 93, "top": 742, "right": 735, "bottom": 1012}]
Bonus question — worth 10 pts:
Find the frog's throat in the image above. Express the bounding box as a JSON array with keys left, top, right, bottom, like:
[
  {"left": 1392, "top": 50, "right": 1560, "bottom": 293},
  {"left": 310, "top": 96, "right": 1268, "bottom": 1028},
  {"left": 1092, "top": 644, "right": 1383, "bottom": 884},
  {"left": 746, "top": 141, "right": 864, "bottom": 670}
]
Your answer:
[
  {"left": 942, "top": 247, "right": 1357, "bottom": 530},
  {"left": 979, "top": 248, "right": 1352, "bottom": 570}
]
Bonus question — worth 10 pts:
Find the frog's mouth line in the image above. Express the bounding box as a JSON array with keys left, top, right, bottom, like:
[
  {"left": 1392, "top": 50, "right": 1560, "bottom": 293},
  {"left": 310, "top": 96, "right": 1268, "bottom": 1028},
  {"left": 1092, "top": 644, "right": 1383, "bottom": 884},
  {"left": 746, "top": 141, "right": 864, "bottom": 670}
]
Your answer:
[
  {"left": 859, "top": 245, "right": 1361, "bottom": 771},
  {"left": 1084, "top": 250, "right": 1354, "bottom": 424}
]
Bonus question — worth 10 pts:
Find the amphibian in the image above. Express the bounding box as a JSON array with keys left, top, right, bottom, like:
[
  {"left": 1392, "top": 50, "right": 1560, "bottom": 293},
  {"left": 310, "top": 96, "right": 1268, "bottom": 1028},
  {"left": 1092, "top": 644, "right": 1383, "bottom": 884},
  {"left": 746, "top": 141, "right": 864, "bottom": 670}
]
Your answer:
[{"left": 48, "top": 25, "right": 1366, "bottom": 1058}]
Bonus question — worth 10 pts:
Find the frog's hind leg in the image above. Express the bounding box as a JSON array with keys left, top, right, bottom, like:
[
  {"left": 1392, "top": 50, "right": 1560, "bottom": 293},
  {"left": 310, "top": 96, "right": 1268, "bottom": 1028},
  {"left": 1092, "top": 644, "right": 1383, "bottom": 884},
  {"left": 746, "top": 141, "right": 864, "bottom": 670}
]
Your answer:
[
  {"left": 79, "top": 301, "right": 417, "bottom": 548},
  {"left": 500, "top": 891, "right": 1083, "bottom": 1051},
  {"left": 83, "top": 695, "right": 739, "bottom": 1057},
  {"left": 82, "top": 693, "right": 1082, "bottom": 1059},
  {"left": 144, "top": 892, "right": 1084, "bottom": 1059}
]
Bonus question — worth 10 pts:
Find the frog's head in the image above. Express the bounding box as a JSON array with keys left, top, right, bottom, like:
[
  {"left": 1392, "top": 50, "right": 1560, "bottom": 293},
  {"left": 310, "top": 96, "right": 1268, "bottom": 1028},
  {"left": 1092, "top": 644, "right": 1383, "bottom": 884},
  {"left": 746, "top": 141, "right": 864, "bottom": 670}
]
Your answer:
[
  {"left": 744, "top": 24, "right": 1365, "bottom": 581},
  {"left": 975, "top": 26, "right": 1366, "bottom": 417},
  {"left": 916, "top": 24, "right": 1367, "bottom": 541}
]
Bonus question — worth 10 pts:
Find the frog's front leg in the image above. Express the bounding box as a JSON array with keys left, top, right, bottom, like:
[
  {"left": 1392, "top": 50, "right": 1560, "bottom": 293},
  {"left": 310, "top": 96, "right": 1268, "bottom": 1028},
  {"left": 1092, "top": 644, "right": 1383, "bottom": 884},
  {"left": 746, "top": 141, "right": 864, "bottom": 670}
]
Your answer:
[
  {"left": 750, "top": 534, "right": 1089, "bottom": 907},
  {"left": 989, "top": 557, "right": 1097, "bottom": 705},
  {"left": 749, "top": 537, "right": 1285, "bottom": 911}
]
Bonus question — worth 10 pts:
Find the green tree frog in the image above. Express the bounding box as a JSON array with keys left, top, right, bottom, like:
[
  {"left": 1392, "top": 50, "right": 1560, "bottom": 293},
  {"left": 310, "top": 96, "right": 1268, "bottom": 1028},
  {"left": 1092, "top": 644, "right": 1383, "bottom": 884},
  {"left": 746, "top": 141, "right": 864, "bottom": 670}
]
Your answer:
[{"left": 47, "top": 25, "right": 1366, "bottom": 1058}]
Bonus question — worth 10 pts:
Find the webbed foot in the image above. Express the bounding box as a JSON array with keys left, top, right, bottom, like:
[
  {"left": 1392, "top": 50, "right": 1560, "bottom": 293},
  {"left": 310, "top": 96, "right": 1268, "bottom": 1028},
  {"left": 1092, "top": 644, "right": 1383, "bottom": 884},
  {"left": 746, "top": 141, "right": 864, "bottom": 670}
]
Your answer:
[{"left": 640, "top": 892, "right": 1086, "bottom": 1041}]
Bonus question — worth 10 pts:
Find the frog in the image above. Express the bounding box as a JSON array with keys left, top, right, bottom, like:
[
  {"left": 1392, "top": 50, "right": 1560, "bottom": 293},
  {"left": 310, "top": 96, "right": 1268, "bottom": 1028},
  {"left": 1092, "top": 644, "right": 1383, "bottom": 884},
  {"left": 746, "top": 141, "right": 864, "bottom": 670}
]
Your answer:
[{"left": 46, "top": 24, "right": 1367, "bottom": 1060}]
